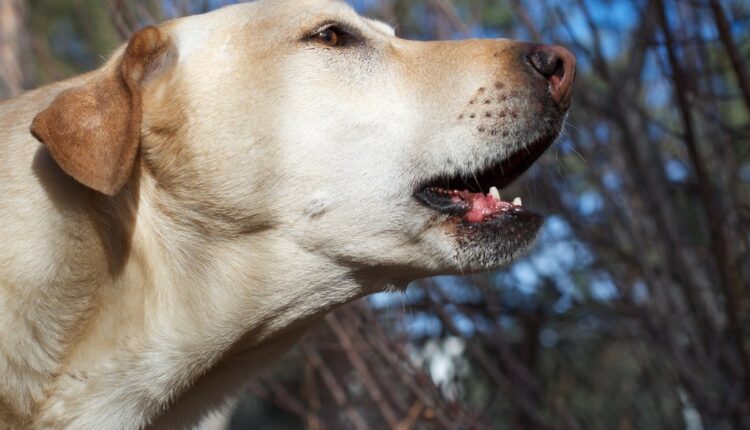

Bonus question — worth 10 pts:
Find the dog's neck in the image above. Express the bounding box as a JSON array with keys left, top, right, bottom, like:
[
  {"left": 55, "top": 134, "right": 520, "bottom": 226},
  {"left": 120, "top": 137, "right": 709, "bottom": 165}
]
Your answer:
[{"left": 19, "top": 168, "right": 372, "bottom": 428}]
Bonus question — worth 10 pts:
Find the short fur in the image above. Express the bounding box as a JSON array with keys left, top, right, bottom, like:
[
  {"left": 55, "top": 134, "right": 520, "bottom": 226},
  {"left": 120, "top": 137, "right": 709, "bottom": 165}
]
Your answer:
[{"left": 0, "top": 0, "right": 572, "bottom": 428}]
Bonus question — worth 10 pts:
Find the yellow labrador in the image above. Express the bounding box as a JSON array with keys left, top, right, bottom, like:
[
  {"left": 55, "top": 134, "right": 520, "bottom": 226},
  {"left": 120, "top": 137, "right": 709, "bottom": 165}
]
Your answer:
[{"left": 0, "top": 0, "right": 575, "bottom": 428}]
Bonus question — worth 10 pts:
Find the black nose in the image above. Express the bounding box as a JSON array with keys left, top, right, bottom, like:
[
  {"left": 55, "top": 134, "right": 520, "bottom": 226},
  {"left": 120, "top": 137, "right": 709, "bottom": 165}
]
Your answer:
[{"left": 525, "top": 44, "right": 576, "bottom": 110}]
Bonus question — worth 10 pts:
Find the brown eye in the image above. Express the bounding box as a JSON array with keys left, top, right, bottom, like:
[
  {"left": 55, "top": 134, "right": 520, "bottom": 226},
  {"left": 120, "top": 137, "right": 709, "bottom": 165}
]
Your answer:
[{"left": 315, "top": 27, "right": 343, "bottom": 47}]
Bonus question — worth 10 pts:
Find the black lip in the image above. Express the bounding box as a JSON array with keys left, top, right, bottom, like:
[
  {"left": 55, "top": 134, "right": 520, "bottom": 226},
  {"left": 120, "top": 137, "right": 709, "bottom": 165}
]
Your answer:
[
  {"left": 492, "top": 133, "right": 557, "bottom": 189},
  {"left": 455, "top": 209, "right": 545, "bottom": 253},
  {"left": 414, "top": 187, "right": 470, "bottom": 217},
  {"left": 415, "top": 186, "right": 537, "bottom": 224}
]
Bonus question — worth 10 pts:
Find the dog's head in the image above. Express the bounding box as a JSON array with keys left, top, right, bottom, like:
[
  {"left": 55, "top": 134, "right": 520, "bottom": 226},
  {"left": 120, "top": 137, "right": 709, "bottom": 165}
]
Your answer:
[{"left": 31, "top": 0, "right": 575, "bottom": 283}]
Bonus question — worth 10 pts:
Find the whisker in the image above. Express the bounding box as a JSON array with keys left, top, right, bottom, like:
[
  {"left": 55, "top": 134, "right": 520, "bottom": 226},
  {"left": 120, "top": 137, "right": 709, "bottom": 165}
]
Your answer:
[{"left": 472, "top": 172, "right": 484, "bottom": 193}]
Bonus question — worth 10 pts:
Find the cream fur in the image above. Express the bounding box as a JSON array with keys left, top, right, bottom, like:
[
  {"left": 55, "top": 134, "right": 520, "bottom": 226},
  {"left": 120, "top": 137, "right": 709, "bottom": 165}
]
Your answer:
[{"left": 0, "top": 0, "right": 569, "bottom": 428}]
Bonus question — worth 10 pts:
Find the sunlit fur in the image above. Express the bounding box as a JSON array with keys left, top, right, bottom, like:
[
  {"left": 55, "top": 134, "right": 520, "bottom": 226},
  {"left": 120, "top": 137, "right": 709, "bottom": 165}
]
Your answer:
[{"left": 0, "top": 0, "right": 563, "bottom": 428}]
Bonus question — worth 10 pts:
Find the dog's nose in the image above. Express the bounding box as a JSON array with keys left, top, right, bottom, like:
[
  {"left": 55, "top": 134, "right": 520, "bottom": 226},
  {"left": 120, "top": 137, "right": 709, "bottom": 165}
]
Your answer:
[{"left": 525, "top": 44, "right": 576, "bottom": 110}]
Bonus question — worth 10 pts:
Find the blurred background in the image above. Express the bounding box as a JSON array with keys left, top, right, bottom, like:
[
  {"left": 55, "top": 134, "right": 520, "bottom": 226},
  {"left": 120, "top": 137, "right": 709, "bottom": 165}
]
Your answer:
[{"left": 2, "top": 0, "right": 749, "bottom": 429}]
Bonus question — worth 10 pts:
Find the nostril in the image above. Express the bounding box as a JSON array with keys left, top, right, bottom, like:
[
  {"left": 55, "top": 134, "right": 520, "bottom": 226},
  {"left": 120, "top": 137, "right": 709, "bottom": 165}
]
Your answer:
[
  {"left": 525, "top": 50, "right": 562, "bottom": 79},
  {"left": 525, "top": 44, "right": 577, "bottom": 108}
]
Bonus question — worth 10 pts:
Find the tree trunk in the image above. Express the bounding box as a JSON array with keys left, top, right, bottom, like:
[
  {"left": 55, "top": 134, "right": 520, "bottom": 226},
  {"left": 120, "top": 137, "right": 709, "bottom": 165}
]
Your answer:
[{"left": 0, "top": 0, "right": 25, "bottom": 99}]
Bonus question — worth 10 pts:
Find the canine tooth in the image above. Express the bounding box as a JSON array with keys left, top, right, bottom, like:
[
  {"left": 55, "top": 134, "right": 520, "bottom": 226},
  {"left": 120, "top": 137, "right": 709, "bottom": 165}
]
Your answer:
[
  {"left": 513, "top": 197, "right": 522, "bottom": 206},
  {"left": 489, "top": 186, "right": 501, "bottom": 200}
]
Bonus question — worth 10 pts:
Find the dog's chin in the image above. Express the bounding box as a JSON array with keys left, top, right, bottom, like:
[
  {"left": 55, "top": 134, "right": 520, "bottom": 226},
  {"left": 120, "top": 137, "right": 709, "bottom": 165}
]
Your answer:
[{"left": 448, "top": 209, "right": 544, "bottom": 271}]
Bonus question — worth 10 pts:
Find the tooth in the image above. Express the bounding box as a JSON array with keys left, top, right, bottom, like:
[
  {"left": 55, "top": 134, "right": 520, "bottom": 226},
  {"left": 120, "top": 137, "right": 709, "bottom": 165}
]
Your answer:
[
  {"left": 513, "top": 197, "right": 522, "bottom": 206},
  {"left": 489, "top": 186, "right": 501, "bottom": 200}
]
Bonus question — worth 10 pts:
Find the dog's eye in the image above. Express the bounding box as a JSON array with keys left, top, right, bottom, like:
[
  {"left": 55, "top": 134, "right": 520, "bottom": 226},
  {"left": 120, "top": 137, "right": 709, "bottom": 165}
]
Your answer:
[{"left": 313, "top": 26, "right": 349, "bottom": 47}]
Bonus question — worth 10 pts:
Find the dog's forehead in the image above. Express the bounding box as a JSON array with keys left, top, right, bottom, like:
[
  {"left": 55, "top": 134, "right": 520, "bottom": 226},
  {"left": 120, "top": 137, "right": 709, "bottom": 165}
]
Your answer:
[
  {"left": 365, "top": 19, "right": 396, "bottom": 37},
  {"left": 256, "top": 0, "right": 393, "bottom": 35},
  {"left": 167, "top": 0, "right": 393, "bottom": 57},
  {"left": 202, "top": 0, "right": 362, "bottom": 26},
  {"left": 266, "top": 0, "right": 351, "bottom": 8}
]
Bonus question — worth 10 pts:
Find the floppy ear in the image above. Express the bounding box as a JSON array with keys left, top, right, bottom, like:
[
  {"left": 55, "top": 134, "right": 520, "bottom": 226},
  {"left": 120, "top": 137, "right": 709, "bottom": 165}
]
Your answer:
[{"left": 31, "top": 26, "right": 174, "bottom": 196}]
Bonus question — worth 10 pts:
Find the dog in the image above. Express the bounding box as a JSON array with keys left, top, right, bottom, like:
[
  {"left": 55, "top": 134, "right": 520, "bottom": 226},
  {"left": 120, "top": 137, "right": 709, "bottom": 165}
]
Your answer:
[{"left": 0, "top": 0, "right": 575, "bottom": 428}]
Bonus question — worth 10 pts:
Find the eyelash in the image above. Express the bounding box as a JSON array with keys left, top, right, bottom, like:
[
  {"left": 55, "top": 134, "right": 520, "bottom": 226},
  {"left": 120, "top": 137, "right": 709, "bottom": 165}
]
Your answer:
[{"left": 307, "top": 24, "right": 359, "bottom": 47}]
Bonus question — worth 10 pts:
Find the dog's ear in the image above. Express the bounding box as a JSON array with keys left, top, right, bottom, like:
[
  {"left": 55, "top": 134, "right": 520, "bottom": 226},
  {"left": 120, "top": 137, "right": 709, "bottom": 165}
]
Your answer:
[{"left": 31, "top": 26, "right": 174, "bottom": 196}]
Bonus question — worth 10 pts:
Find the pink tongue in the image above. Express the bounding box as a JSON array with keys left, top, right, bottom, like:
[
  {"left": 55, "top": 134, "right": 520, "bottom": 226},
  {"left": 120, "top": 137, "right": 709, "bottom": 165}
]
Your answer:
[{"left": 452, "top": 191, "right": 514, "bottom": 223}]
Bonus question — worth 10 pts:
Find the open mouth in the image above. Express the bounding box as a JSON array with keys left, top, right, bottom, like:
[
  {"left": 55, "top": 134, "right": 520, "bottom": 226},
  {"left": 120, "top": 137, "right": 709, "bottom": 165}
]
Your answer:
[{"left": 414, "top": 134, "right": 556, "bottom": 223}]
